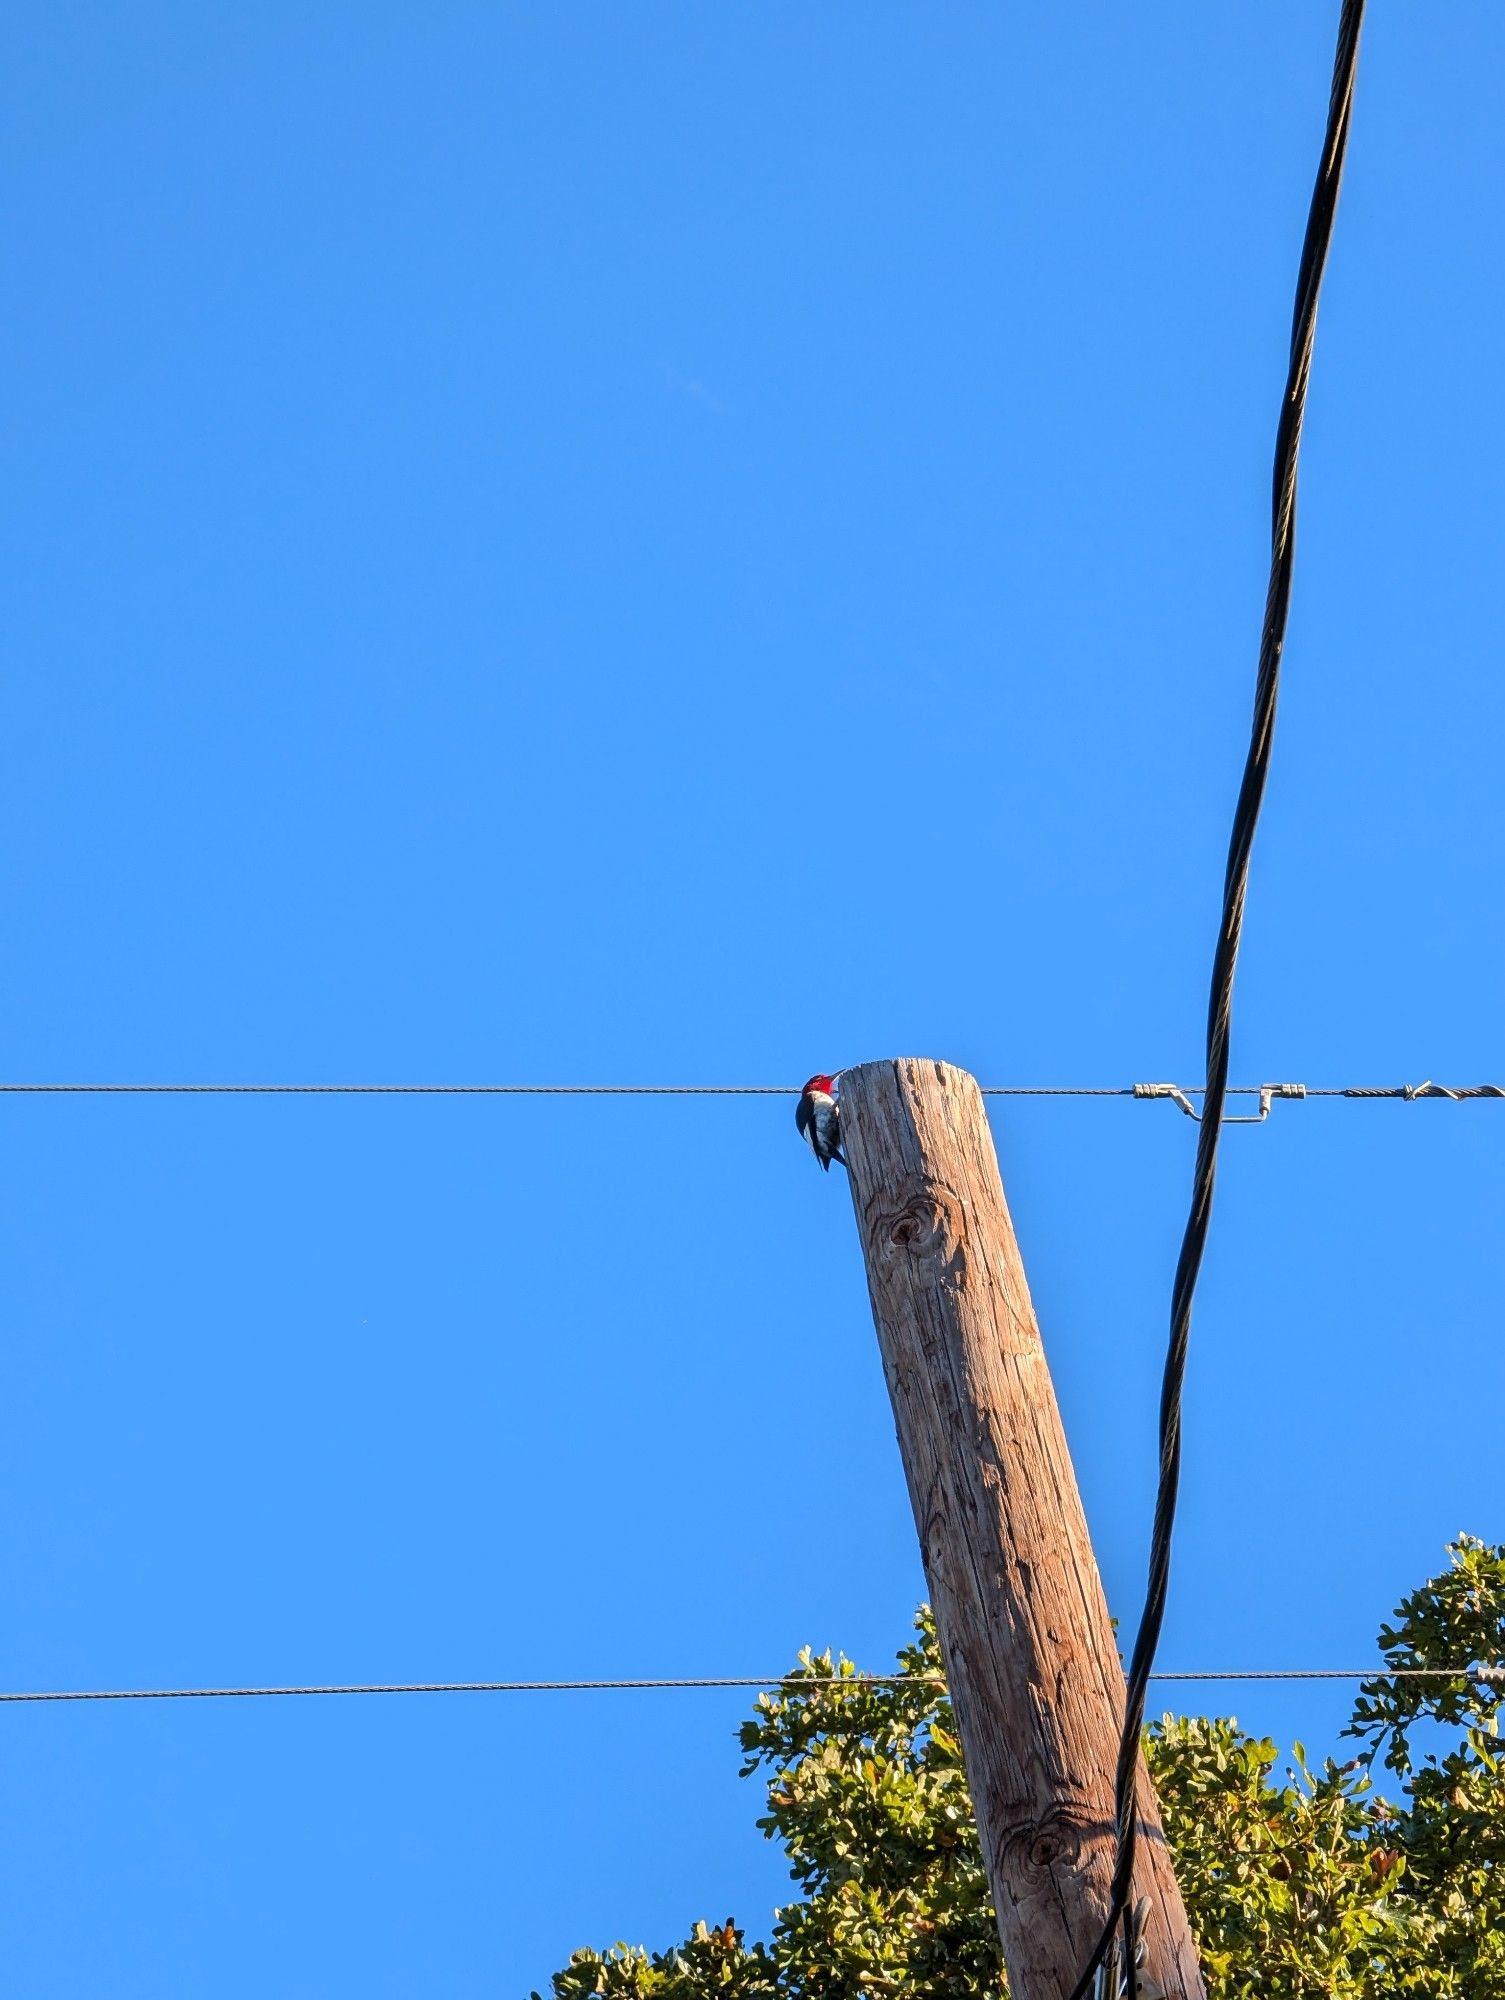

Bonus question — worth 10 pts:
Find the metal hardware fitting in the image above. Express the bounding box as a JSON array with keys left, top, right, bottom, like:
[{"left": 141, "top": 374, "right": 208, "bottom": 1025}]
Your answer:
[
  {"left": 1133, "top": 1082, "right": 1307, "bottom": 1125},
  {"left": 1398, "top": 1080, "right": 1505, "bottom": 1102},
  {"left": 1094, "top": 1897, "right": 1165, "bottom": 2000}
]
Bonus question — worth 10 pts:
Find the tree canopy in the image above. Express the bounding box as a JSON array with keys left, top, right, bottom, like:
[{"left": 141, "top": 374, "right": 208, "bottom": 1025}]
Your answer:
[{"left": 540, "top": 1536, "right": 1505, "bottom": 1999}]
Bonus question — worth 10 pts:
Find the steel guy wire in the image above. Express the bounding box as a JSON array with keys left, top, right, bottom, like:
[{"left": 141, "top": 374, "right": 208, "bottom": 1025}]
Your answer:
[
  {"left": 2, "top": 1666, "right": 1501, "bottom": 1705},
  {"left": 1072, "top": 7, "right": 1368, "bottom": 1997},
  {"left": 0, "top": 1080, "right": 1500, "bottom": 1102}
]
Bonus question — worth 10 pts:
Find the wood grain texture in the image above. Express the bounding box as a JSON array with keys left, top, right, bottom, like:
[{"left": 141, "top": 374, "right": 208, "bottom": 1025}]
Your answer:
[{"left": 840, "top": 1059, "right": 1205, "bottom": 2000}]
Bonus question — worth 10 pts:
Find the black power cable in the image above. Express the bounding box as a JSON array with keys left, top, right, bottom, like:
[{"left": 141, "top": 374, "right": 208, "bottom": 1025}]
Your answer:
[{"left": 1068, "top": 7, "right": 1369, "bottom": 1996}]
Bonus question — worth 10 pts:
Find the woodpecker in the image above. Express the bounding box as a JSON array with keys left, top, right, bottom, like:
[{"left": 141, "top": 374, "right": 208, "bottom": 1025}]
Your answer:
[{"left": 795, "top": 1073, "right": 847, "bottom": 1172}]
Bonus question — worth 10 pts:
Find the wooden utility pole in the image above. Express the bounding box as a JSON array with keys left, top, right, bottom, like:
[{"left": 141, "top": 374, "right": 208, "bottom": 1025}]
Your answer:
[{"left": 839, "top": 1059, "right": 1205, "bottom": 2000}]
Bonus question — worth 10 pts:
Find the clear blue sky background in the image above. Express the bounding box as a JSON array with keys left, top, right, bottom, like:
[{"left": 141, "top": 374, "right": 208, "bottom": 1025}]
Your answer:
[{"left": 2, "top": 5, "right": 1502, "bottom": 1994}]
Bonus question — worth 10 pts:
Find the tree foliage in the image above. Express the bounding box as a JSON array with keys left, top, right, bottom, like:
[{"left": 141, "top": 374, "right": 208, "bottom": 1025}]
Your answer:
[{"left": 542, "top": 1537, "right": 1505, "bottom": 1999}]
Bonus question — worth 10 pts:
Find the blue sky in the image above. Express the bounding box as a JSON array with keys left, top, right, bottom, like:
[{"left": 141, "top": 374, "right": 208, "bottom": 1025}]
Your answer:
[{"left": 2, "top": 4, "right": 1502, "bottom": 1994}]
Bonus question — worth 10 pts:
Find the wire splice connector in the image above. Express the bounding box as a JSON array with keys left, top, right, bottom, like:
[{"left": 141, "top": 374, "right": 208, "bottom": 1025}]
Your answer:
[{"left": 1133, "top": 1081, "right": 1306, "bottom": 1125}]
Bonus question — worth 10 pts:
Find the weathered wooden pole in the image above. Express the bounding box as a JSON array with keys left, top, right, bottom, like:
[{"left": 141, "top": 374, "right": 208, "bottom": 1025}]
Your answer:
[{"left": 840, "top": 1058, "right": 1204, "bottom": 2000}]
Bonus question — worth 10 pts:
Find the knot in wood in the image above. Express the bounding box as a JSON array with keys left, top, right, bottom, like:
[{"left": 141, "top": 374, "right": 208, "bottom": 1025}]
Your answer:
[
  {"left": 889, "top": 1198, "right": 940, "bottom": 1253},
  {"left": 1002, "top": 1806, "right": 1088, "bottom": 1884},
  {"left": 870, "top": 1182, "right": 965, "bottom": 1277},
  {"left": 868, "top": 1176, "right": 964, "bottom": 1288}
]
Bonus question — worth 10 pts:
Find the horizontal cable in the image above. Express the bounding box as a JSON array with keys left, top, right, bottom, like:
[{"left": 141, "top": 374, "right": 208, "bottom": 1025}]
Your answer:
[
  {"left": 0, "top": 1081, "right": 1500, "bottom": 1099},
  {"left": 0, "top": 1083, "right": 800, "bottom": 1095},
  {"left": 2, "top": 1667, "right": 1500, "bottom": 1704}
]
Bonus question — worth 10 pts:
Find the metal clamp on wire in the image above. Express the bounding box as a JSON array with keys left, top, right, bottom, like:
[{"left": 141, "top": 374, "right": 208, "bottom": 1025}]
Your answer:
[
  {"left": 1400, "top": 1080, "right": 1505, "bottom": 1102},
  {"left": 1133, "top": 1082, "right": 1306, "bottom": 1125},
  {"left": 1094, "top": 1898, "right": 1165, "bottom": 2000}
]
